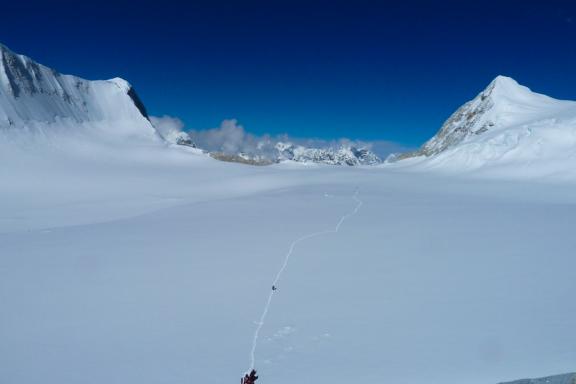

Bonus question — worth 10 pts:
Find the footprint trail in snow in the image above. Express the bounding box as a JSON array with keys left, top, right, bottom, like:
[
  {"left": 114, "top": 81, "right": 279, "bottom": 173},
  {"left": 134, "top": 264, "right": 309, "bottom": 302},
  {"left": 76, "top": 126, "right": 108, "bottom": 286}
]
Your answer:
[{"left": 249, "top": 189, "right": 363, "bottom": 370}]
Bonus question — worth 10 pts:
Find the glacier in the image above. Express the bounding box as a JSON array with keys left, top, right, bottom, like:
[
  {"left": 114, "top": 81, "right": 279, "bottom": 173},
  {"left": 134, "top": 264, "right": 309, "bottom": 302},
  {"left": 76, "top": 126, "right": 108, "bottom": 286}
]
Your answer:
[
  {"left": 3, "top": 155, "right": 575, "bottom": 384},
  {"left": 1, "top": 44, "right": 575, "bottom": 384}
]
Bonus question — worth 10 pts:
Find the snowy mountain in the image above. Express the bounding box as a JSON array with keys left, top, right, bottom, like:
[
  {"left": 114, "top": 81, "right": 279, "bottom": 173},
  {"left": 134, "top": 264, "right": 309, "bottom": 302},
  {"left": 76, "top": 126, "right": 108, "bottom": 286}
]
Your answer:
[
  {"left": 274, "top": 141, "right": 381, "bottom": 165},
  {"left": 207, "top": 142, "right": 381, "bottom": 166},
  {"left": 394, "top": 76, "right": 576, "bottom": 174},
  {"left": 0, "top": 43, "right": 160, "bottom": 144},
  {"left": 0, "top": 43, "right": 380, "bottom": 165},
  {"left": 500, "top": 373, "right": 576, "bottom": 384},
  {"left": 209, "top": 151, "right": 275, "bottom": 165},
  {"left": 2, "top": 47, "right": 576, "bottom": 384}
]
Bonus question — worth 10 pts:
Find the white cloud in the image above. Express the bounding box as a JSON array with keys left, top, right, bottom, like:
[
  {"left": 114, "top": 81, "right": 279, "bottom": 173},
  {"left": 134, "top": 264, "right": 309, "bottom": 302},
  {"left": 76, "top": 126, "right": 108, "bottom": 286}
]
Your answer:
[
  {"left": 150, "top": 115, "right": 184, "bottom": 136},
  {"left": 150, "top": 115, "right": 192, "bottom": 145},
  {"left": 154, "top": 116, "right": 409, "bottom": 159},
  {"left": 188, "top": 119, "right": 279, "bottom": 158}
]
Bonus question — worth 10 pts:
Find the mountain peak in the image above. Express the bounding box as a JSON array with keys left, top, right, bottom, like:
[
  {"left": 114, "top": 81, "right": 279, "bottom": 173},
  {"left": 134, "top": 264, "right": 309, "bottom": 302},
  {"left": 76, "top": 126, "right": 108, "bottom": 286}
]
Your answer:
[
  {"left": 395, "top": 76, "right": 575, "bottom": 160},
  {"left": 0, "top": 42, "right": 14, "bottom": 54},
  {"left": 0, "top": 42, "right": 158, "bottom": 142},
  {"left": 483, "top": 75, "right": 536, "bottom": 103},
  {"left": 490, "top": 75, "right": 520, "bottom": 88}
]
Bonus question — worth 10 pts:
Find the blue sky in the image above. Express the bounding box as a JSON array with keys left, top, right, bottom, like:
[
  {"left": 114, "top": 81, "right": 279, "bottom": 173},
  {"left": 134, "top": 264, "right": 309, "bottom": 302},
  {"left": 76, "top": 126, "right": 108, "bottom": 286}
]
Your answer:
[{"left": 2, "top": 0, "right": 576, "bottom": 149}]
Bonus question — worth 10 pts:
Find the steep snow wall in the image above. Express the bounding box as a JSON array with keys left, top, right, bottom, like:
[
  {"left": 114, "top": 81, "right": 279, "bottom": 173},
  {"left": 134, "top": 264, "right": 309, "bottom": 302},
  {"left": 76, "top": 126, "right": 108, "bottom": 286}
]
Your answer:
[{"left": 0, "top": 43, "right": 160, "bottom": 144}]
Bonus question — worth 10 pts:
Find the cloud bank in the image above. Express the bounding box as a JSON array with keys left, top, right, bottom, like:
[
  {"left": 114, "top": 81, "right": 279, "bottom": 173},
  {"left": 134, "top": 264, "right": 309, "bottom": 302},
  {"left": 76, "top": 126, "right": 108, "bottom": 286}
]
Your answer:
[
  {"left": 150, "top": 115, "right": 194, "bottom": 145},
  {"left": 150, "top": 116, "right": 408, "bottom": 159}
]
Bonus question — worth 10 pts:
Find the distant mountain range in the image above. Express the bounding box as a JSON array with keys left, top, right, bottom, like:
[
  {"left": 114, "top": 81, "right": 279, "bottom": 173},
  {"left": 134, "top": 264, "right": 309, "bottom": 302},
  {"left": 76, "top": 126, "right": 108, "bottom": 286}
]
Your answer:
[
  {"left": 210, "top": 142, "right": 381, "bottom": 166},
  {"left": 0, "top": 43, "right": 379, "bottom": 166},
  {"left": 274, "top": 141, "right": 381, "bottom": 165},
  {"left": 4, "top": 42, "right": 576, "bottom": 173}
]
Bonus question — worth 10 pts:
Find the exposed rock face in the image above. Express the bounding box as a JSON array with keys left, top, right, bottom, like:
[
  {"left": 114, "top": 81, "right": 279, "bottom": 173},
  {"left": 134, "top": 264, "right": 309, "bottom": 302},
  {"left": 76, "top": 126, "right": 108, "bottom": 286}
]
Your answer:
[
  {"left": 207, "top": 142, "right": 381, "bottom": 166},
  {"left": 275, "top": 142, "right": 381, "bottom": 166},
  {"left": 160, "top": 129, "right": 196, "bottom": 147},
  {"left": 394, "top": 75, "right": 574, "bottom": 162},
  {"left": 0, "top": 43, "right": 159, "bottom": 141},
  {"left": 408, "top": 86, "right": 495, "bottom": 158},
  {"left": 209, "top": 152, "right": 275, "bottom": 166},
  {"left": 0, "top": 43, "right": 379, "bottom": 165},
  {"left": 176, "top": 135, "right": 196, "bottom": 147}
]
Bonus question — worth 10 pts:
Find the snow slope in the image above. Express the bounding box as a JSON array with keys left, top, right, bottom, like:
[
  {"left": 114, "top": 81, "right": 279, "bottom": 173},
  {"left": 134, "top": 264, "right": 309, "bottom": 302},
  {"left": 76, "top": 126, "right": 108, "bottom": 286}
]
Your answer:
[
  {"left": 0, "top": 43, "right": 160, "bottom": 146},
  {"left": 1, "top": 148, "right": 576, "bottom": 384},
  {"left": 1, "top": 46, "right": 575, "bottom": 384},
  {"left": 395, "top": 76, "right": 576, "bottom": 178},
  {"left": 501, "top": 373, "right": 576, "bottom": 384}
]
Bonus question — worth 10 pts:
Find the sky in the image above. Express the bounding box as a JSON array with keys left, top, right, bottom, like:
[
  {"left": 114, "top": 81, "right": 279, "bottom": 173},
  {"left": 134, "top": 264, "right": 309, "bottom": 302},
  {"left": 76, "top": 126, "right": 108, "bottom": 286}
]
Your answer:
[{"left": 1, "top": 0, "right": 576, "bottom": 149}]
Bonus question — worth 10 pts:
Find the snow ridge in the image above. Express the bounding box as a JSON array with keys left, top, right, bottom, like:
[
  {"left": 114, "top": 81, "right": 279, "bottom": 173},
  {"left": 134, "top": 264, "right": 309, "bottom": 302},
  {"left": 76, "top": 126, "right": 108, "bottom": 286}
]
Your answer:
[
  {"left": 249, "top": 189, "right": 363, "bottom": 370},
  {"left": 207, "top": 143, "right": 381, "bottom": 166},
  {"left": 275, "top": 142, "right": 381, "bottom": 165},
  {"left": 391, "top": 76, "right": 576, "bottom": 177},
  {"left": 396, "top": 76, "right": 571, "bottom": 160},
  {"left": 0, "top": 43, "right": 159, "bottom": 144}
]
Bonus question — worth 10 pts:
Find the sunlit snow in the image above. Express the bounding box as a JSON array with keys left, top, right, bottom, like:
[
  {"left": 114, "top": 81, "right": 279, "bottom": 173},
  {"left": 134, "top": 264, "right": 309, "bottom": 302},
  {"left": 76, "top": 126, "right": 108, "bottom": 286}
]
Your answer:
[{"left": 1, "top": 43, "right": 575, "bottom": 384}]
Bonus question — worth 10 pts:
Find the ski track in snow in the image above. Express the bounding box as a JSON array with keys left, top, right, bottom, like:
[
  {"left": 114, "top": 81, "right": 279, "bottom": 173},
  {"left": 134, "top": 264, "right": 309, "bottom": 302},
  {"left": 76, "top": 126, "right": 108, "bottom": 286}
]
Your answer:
[{"left": 249, "top": 188, "right": 363, "bottom": 371}]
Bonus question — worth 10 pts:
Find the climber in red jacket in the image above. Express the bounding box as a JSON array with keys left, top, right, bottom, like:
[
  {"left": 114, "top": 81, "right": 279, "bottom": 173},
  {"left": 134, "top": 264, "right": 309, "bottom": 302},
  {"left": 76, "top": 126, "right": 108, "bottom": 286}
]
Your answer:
[{"left": 241, "top": 369, "right": 258, "bottom": 384}]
